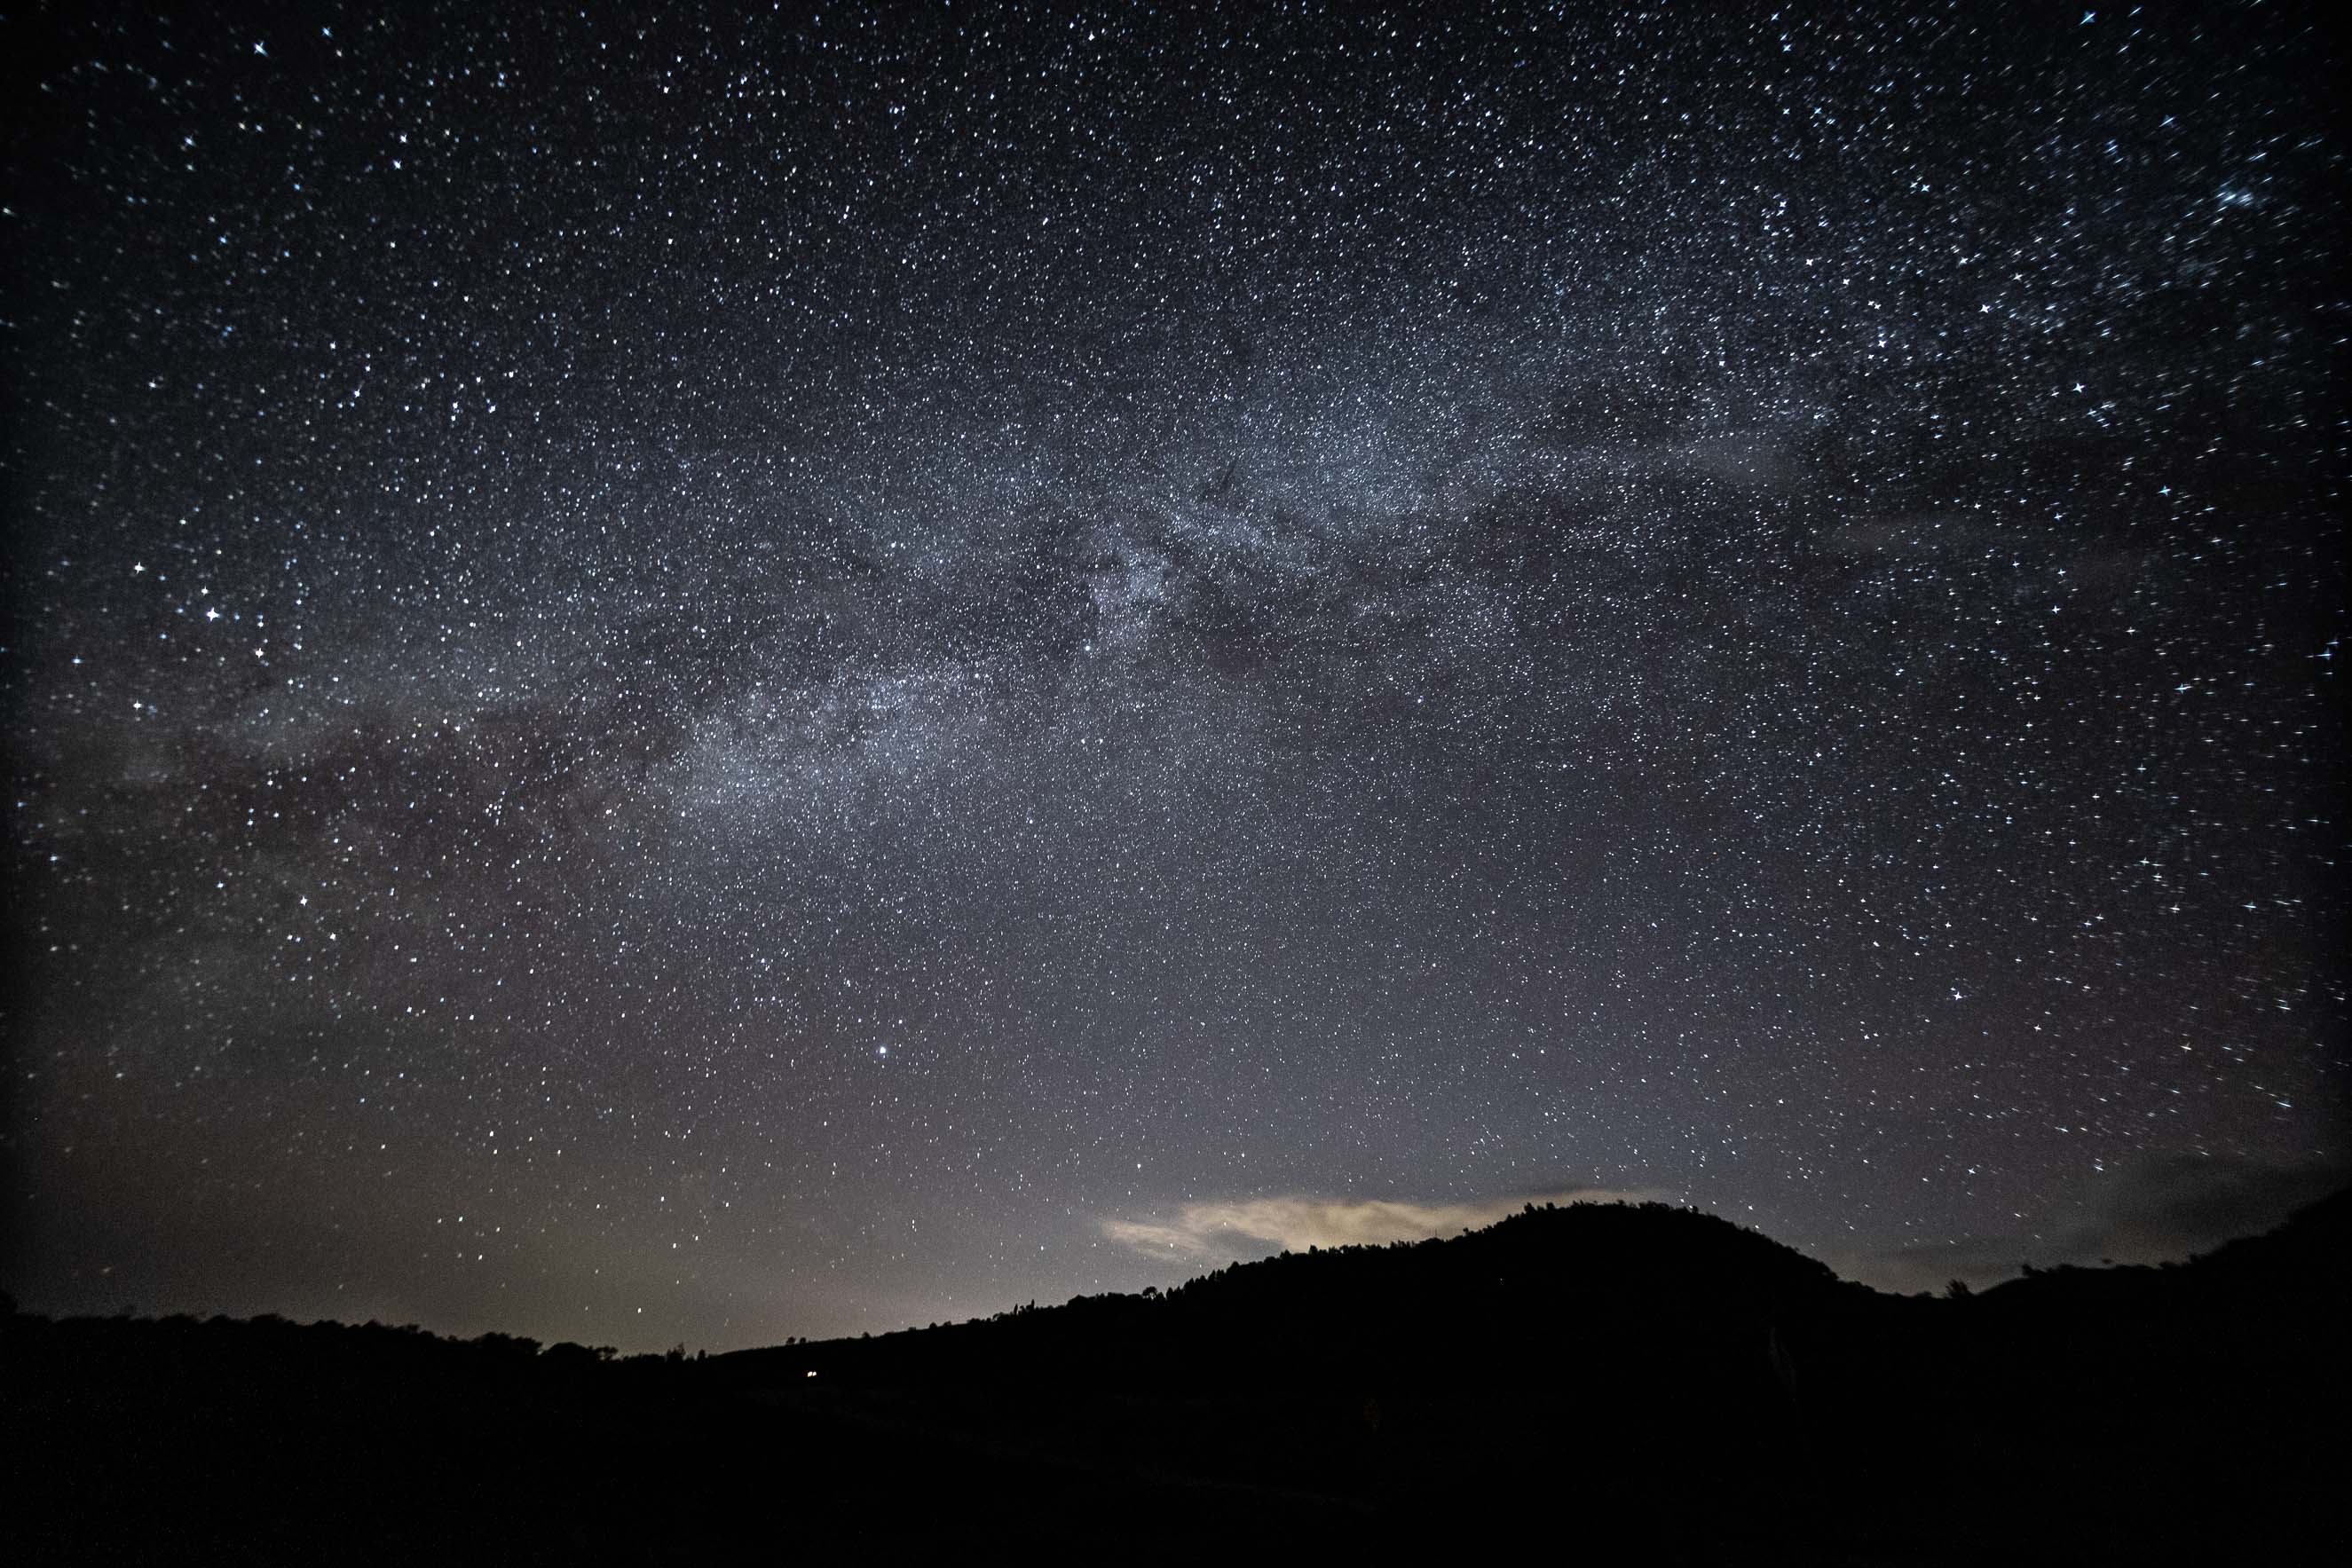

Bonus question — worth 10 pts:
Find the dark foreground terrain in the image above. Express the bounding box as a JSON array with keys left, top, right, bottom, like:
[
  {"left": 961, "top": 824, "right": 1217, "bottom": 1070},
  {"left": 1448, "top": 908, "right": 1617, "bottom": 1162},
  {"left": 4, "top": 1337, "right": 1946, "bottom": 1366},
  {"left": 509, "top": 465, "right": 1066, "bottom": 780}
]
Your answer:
[{"left": 8, "top": 1194, "right": 2345, "bottom": 1564}]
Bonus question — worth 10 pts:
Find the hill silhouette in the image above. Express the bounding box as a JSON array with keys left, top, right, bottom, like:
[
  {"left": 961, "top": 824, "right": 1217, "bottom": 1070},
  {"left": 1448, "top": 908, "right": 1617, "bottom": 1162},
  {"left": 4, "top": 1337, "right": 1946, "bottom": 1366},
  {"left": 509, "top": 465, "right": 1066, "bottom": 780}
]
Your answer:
[{"left": 8, "top": 1196, "right": 2344, "bottom": 1563}]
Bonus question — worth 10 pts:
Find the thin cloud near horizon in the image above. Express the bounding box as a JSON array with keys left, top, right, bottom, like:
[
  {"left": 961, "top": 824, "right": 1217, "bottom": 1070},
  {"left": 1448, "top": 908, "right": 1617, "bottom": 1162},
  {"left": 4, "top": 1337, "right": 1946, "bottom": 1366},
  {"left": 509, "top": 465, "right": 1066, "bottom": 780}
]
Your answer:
[
  {"left": 1841, "top": 1154, "right": 2348, "bottom": 1296},
  {"left": 1101, "top": 1189, "right": 1671, "bottom": 1260}
]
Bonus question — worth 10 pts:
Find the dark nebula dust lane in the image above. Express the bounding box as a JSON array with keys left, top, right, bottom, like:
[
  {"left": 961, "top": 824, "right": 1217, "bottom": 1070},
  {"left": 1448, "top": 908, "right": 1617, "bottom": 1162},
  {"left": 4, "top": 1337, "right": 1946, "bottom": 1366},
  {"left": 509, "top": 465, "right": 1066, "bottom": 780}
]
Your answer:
[{"left": 4, "top": 3, "right": 2341, "bottom": 1348}]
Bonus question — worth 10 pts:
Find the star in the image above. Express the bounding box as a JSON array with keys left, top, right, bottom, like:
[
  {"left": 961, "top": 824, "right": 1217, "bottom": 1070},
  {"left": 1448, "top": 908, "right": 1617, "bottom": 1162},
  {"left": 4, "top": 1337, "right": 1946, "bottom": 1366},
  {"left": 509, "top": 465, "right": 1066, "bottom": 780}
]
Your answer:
[{"left": 2, "top": 0, "right": 2333, "bottom": 1357}]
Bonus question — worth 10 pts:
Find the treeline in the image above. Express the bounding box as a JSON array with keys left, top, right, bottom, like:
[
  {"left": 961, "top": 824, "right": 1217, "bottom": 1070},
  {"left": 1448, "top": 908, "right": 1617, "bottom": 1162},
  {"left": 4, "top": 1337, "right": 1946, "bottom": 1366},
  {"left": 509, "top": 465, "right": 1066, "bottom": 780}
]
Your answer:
[
  {"left": 725, "top": 1199, "right": 1865, "bottom": 1398},
  {"left": 1, "top": 1299, "right": 648, "bottom": 1367},
  {"left": 5, "top": 1193, "right": 2343, "bottom": 1563},
  {"left": 712, "top": 1192, "right": 2348, "bottom": 1561}
]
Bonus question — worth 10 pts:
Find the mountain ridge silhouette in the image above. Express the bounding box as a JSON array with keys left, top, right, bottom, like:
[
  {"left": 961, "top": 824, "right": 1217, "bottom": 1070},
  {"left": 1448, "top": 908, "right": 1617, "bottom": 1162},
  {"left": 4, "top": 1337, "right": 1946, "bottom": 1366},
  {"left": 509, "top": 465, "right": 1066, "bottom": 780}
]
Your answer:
[{"left": 7, "top": 1192, "right": 2344, "bottom": 1563}]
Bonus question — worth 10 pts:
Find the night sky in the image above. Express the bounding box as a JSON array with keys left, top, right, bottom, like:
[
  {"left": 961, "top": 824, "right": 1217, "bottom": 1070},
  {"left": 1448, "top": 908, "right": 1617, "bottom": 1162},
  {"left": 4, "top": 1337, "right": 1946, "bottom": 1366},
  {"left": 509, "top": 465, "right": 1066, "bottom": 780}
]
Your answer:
[{"left": 4, "top": 2, "right": 2342, "bottom": 1351}]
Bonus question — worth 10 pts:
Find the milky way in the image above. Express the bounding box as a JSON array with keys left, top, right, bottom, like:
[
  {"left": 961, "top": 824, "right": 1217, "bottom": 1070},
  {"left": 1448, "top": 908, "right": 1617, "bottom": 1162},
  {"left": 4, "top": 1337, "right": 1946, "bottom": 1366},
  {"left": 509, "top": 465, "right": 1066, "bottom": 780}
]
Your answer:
[{"left": 6, "top": 3, "right": 2342, "bottom": 1347}]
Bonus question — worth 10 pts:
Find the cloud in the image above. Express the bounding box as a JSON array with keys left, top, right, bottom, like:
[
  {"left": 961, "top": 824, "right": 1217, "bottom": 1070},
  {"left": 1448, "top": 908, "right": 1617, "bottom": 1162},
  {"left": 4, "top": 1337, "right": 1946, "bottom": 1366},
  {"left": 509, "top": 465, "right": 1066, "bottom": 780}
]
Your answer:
[
  {"left": 1101, "top": 1188, "right": 1667, "bottom": 1261},
  {"left": 1848, "top": 1154, "right": 2349, "bottom": 1295},
  {"left": 2056, "top": 1154, "right": 2349, "bottom": 1262}
]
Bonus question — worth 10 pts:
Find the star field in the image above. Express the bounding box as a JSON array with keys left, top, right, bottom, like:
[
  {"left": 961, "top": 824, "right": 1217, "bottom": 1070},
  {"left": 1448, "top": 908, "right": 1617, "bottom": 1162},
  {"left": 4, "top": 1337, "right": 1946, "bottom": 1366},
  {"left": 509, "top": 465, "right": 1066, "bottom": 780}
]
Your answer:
[{"left": 4, "top": 2, "right": 2342, "bottom": 1347}]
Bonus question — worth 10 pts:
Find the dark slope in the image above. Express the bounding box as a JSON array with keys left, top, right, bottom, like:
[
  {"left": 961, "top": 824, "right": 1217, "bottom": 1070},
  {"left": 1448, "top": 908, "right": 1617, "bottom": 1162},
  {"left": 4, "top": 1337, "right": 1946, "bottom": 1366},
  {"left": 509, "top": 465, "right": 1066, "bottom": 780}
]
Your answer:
[
  {"left": 710, "top": 1202, "right": 1866, "bottom": 1554},
  {"left": 725, "top": 1199, "right": 1855, "bottom": 1384},
  {"left": 716, "top": 1193, "right": 2341, "bottom": 1560},
  {"left": 8, "top": 1196, "right": 2345, "bottom": 1564}
]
